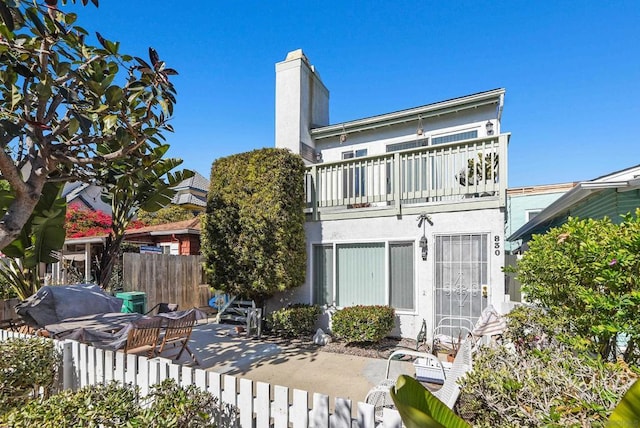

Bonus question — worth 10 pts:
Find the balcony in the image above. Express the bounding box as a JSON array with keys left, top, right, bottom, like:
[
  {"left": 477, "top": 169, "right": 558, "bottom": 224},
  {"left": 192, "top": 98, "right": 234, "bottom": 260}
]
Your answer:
[{"left": 305, "top": 134, "right": 509, "bottom": 220}]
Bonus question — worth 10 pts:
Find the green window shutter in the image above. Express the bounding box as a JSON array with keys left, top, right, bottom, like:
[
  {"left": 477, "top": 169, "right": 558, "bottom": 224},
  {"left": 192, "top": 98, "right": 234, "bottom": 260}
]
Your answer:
[
  {"left": 313, "top": 245, "right": 334, "bottom": 305},
  {"left": 390, "top": 242, "right": 414, "bottom": 310}
]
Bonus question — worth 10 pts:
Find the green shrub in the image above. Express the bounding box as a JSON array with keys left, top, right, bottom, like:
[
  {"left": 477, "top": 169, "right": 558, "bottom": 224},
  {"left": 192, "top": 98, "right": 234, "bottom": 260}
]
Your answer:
[
  {"left": 202, "top": 148, "right": 307, "bottom": 305},
  {"left": 331, "top": 305, "right": 395, "bottom": 344},
  {"left": 0, "top": 337, "right": 62, "bottom": 413},
  {"left": 457, "top": 306, "right": 638, "bottom": 427},
  {"left": 513, "top": 212, "right": 640, "bottom": 364},
  {"left": 2, "top": 379, "right": 239, "bottom": 427},
  {"left": 268, "top": 304, "right": 320, "bottom": 337}
]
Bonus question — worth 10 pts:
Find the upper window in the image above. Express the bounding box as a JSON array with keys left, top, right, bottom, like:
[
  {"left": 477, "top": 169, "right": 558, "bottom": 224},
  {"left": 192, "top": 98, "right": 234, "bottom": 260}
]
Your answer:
[
  {"left": 432, "top": 130, "right": 478, "bottom": 145},
  {"left": 526, "top": 209, "right": 542, "bottom": 222},
  {"left": 386, "top": 140, "right": 428, "bottom": 153}
]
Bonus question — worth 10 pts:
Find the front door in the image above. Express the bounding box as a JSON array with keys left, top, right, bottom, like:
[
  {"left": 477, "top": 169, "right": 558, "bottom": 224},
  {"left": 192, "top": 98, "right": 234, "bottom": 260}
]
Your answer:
[{"left": 434, "top": 234, "right": 488, "bottom": 336}]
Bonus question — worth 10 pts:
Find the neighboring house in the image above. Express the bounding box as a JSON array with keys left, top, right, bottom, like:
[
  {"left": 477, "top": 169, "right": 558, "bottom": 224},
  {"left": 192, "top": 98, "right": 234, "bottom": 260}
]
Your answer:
[
  {"left": 61, "top": 172, "right": 210, "bottom": 215},
  {"left": 508, "top": 164, "right": 640, "bottom": 247},
  {"left": 50, "top": 218, "right": 201, "bottom": 284},
  {"left": 505, "top": 182, "right": 576, "bottom": 254},
  {"left": 272, "top": 49, "right": 511, "bottom": 339},
  {"left": 62, "top": 182, "right": 112, "bottom": 213},
  {"left": 170, "top": 171, "right": 209, "bottom": 215},
  {"left": 124, "top": 217, "right": 201, "bottom": 255}
]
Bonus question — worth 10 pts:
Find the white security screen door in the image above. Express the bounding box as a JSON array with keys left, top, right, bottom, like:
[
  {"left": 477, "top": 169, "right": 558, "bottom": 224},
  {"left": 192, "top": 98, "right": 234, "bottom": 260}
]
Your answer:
[{"left": 434, "top": 234, "right": 488, "bottom": 334}]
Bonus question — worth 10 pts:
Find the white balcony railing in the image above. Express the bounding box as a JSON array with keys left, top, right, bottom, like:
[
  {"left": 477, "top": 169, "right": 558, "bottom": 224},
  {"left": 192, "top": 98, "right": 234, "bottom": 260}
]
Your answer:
[{"left": 305, "top": 134, "right": 509, "bottom": 219}]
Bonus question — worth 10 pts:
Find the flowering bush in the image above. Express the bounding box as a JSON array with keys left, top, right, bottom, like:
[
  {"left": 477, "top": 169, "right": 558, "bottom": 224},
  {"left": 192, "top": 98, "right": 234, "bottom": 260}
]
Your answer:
[
  {"left": 458, "top": 306, "right": 638, "bottom": 427},
  {"left": 65, "top": 204, "right": 144, "bottom": 238},
  {"left": 513, "top": 210, "right": 640, "bottom": 364},
  {"left": 65, "top": 204, "right": 112, "bottom": 238}
]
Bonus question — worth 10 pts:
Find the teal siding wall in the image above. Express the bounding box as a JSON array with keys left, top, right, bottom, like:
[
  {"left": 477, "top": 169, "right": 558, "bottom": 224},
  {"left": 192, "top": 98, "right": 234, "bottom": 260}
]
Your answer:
[
  {"left": 505, "top": 191, "right": 567, "bottom": 252},
  {"left": 570, "top": 189, "right": 640, "bottom": 223}
]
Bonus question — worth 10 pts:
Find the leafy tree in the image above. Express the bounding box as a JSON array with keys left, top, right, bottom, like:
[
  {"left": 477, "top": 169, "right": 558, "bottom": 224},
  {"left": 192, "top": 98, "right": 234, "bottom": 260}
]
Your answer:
[
  {"left": 514, "top": 211, "right": 640, "bottom": 363},
  {"left": 137, "top": 204, "right": 195, "bottom": 226},
  {"left": 95, "top": 149, "right": 192, "bottom": 288},
  {"left": 202, "top": 148, "right": 306, "bottom": 305},
  {"left": 0, "top": 0, "right": 177, "bottom": 250},
  {"left": 0, "top": 182, "right": 66, "bottom": 299}
]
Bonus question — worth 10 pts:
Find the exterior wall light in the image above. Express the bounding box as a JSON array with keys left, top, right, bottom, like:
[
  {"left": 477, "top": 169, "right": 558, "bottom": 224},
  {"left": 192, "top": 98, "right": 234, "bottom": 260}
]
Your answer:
[
  {"left": 315, "top": 151, "right": 323, "bottom": 162},
  {"left": 419, "top": 235, "right": 428, "bottom": 261},
  {"left": 485, "top": 120, "right": 494, "bottom": 136},
  {"left": 417, "top": 212, "right": 433, "bottom": 261}
]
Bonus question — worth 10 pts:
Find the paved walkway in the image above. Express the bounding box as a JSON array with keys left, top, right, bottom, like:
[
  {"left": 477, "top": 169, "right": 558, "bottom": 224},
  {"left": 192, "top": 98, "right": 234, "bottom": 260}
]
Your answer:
[{"left": 181, "top": 323, "right": 390, "bottom": 405}]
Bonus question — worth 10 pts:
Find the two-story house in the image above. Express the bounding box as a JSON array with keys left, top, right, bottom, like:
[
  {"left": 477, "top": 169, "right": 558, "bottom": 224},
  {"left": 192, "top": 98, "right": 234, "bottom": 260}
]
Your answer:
[{"left": 273, "top": 50, "right": 511, "bottom": 338}]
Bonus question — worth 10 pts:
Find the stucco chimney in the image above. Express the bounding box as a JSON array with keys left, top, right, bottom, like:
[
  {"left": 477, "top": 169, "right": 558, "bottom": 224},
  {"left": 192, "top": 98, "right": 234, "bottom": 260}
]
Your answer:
[{"left": 275, "top": 49, "right": 329, "bottom": 155}]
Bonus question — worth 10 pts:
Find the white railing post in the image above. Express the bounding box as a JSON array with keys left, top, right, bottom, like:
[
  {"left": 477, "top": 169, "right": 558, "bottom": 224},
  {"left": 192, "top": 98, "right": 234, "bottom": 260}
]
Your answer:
[
  {"left": 498, "top": 134, "right": 509, "bottom": 202},
  {"left": 393, "top": 152, "right": 401, "bottom": 215}
]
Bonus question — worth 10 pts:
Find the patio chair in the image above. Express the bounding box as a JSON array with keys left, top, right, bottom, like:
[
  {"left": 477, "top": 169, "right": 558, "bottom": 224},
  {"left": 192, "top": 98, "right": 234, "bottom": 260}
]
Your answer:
[
  {"left": 157, "top": 309, "right": 199, "bottom": 364},
  {"left": 433, "top": 338, "right": 473, "bottom": 408},
  {"left": 365, "top": 349, "right": 445, "bottom": 421},
  {"left": 124, "top": 317, "right": 163, "bottom": 358}
]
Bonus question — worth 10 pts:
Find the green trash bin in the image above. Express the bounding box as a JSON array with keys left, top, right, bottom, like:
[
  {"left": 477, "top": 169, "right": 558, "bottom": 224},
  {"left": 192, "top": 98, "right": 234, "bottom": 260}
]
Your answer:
[{"left": 116, "top": 291, "right": 147, "bottom": 314}]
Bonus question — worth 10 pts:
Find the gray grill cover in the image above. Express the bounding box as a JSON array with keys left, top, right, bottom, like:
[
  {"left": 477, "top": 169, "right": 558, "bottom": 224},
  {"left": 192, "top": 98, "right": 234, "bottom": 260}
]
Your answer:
[{"left": 15, "top": 284, "right": 123, "bottom": 328}]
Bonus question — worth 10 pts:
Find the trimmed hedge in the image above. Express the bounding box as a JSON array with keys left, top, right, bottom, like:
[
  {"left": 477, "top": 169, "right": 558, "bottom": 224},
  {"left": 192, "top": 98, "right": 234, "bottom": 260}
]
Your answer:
[
  {"left": 331, "top": 305, "right": 395, "bottom": 344},
  {"left": 268, "top": 304, "right": 320, "bottom": 337},
  {"left": 202, "top": 148, "right": 306, "bottom": 304}
]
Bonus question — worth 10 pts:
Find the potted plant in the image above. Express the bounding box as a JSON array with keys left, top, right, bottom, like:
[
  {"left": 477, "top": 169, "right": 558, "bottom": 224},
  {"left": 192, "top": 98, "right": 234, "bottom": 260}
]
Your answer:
[{"left": 457, "top": 152, "right": 499, "bottom": 187}]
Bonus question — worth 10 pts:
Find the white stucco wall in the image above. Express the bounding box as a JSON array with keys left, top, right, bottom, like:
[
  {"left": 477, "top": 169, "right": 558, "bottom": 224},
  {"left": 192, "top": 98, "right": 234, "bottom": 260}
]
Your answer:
[{"left": 269, "top": 207, "right": 506, "bottom": 340}]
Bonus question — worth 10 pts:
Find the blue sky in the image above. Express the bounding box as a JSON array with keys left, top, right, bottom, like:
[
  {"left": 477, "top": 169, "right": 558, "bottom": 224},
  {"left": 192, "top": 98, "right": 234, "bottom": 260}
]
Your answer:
[{"left": 73, "top": 1, "right": 639, "bottom": 188}]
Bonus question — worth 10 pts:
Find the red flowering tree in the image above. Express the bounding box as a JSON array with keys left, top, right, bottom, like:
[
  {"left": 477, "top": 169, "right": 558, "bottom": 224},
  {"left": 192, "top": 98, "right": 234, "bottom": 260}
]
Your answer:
[{"left": 65, "top": 204, "right": 112, "bottom": 238}]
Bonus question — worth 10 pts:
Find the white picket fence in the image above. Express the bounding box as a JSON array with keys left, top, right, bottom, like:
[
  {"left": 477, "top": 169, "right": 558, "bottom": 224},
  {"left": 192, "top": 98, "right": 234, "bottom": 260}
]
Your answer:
[{"left": 1, "top": 329, "right": 402, "bottom": 428}]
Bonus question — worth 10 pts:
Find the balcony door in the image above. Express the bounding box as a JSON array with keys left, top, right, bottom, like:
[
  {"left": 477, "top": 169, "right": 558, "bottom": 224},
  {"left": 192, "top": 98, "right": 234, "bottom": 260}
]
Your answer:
[{"left": 342, "top": 149, "right": 367, "bottom": 198}]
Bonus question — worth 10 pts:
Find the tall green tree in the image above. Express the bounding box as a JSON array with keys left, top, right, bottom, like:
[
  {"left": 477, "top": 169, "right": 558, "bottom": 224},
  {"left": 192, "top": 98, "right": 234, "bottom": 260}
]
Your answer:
[
  {"left": 202, "top": 148, "right": 306, "bottom": 305},
  {"left": 137, "top": 205, "right": 195, "bottom": 226},
  {"left": 96, "top": 147, "right": 193, "bottom": 288},
  {"left": 0, "top": 0, "right": 177, "bottom": 249}
]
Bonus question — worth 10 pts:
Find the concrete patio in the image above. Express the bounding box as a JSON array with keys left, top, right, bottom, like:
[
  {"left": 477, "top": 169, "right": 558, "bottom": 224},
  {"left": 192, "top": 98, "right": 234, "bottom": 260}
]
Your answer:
[{"left": 180, "top": 322, "right": 390, "bottom": 404}]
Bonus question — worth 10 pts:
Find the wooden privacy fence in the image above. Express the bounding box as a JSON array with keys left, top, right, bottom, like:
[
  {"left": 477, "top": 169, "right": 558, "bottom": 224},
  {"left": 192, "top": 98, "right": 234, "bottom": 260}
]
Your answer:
[
  {"left": 123, "top": 253, "right": 211, "bottom": 313},
  {"left": 0, "top": 297, "right": 19, "bottom": 321},
  {"left": 0, "top": 330, "right": 402, "bottom": 428}
]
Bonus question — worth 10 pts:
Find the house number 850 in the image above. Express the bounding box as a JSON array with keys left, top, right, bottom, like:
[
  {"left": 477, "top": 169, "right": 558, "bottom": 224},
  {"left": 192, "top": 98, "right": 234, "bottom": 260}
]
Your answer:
[{"left": 494, "top": 235, "right": 500, "bottom": 256}]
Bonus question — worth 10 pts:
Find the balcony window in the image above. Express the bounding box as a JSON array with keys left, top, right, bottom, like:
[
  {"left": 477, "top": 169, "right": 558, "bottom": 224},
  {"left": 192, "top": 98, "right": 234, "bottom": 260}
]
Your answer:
[{"left": 432, "top": 130, "right": 478, "bottom": 145}]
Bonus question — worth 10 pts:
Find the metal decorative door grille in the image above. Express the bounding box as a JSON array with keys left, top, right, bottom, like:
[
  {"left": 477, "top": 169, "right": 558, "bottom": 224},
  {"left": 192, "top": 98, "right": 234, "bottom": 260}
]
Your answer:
[{"left": 434, "top": 234, "right": 488, "bottom": 335}]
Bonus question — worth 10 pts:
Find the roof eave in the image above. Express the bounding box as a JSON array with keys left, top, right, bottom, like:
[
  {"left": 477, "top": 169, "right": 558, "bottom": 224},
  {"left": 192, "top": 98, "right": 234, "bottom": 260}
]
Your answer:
[
  {"left": 311, "top": 88, "right": 505, "bottom": 140},
  {"left": 508, "top": 180, "right": 635, "bottom": 241}
]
